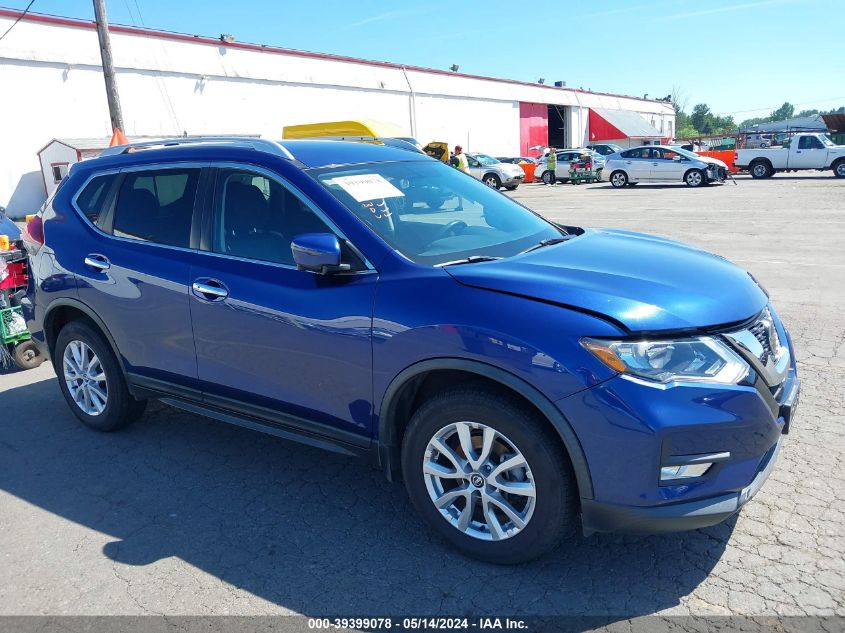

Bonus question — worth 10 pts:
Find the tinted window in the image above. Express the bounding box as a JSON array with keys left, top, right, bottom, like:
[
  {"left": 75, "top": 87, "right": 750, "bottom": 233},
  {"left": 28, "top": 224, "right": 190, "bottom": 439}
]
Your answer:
[
  {"left": 215, "top": 169, "right": 332, "bottom": 266},
  {"left": 621, "top": 148, "right": 651, "bottom": 159},
  {"left": 76, "top": 174, "right": 118, "bottom": 225},
  {"left": 798, "top": 136, "right": 824, "bottom": 149},
  {"left": 112, "top": 168, "right": 199, "bottom": 248}
]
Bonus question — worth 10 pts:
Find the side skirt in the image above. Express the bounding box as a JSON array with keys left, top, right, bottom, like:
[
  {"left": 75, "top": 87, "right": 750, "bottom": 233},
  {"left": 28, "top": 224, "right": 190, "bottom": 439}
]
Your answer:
[{"left": 128, "top": 373, "right": 374, "bottom": 460}]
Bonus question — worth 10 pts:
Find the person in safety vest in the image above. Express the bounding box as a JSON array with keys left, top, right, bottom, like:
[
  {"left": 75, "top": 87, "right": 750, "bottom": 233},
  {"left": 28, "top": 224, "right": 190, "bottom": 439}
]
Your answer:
[
  {"left": 545, "top": 148, "right": 557, "bottom": 186},
  {"left": 452, "top": 145, "right": 470, "bottom": 173}
]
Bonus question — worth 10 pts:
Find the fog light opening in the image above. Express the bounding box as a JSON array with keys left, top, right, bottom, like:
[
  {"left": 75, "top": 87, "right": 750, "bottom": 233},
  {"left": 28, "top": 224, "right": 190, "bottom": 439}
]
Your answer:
[{"left": 660, "top": 463, "right": 713, "bottom": 482}]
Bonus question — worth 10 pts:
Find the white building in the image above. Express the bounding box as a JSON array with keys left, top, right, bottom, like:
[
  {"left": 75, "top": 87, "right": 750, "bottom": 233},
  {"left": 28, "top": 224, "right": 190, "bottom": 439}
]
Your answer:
[{"left": 0, "top": 8, "right": 675, "bottom": 218}]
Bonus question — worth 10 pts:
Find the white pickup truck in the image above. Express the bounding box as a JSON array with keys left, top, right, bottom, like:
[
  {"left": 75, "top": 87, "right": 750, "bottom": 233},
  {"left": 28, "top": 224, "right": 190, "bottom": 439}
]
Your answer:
[{"left": 735, "top": 133, "right": 845, "bottom": 179}]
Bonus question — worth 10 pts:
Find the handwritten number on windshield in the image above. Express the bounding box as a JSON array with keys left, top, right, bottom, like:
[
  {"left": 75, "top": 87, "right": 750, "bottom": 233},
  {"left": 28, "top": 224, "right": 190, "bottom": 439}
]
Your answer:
[{"left": 362, "top": 199, "right": 392, "bottom": 220}]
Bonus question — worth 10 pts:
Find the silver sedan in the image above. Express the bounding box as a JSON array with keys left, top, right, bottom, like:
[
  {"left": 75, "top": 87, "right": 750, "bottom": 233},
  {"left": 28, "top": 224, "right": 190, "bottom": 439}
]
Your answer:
[{"left": 603, "top": 146, "right": 728, "bottom": 188}]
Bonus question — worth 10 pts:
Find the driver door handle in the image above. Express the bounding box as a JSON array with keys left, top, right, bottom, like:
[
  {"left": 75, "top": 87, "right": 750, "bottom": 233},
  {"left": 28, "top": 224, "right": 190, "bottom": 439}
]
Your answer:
[{"left": 192, "top": 279, "right": 229, "bottom": 301}]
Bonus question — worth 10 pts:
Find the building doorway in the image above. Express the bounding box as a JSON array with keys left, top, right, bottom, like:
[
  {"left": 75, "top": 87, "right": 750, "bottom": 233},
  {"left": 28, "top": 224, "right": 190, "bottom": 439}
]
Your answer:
[{"left": 547, "top": 105, "right": 567, "bottom": 148}]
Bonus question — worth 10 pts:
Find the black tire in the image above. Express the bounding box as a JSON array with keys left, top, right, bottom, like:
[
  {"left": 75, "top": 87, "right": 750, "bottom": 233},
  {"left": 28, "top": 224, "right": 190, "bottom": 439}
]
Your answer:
[
  {"left": 541, "top": 170, "right": 555, "bottom": 185},
  {"left": 832, "top": 159, "right": 845, "bottom": 178},
  {"left": 750, "top": 161, "right": 772, "bottom": 179},
  {"left": 13, "top": 340, "right": 44, "bottom": 370},
  {"left": 483, "top": 173, "right": 501, "bottom": 189},
  {"left": 609, "top": 170, "right": 628, "bottom": 188},
  {"left": 685, "top": 169, "right": 706, "bottom": 187},
  {"left": 54, "top": 320, "right": 147, "bottom": 432},
  {"left": 401, "top": 386, "right": 577, "bottom": 564}
]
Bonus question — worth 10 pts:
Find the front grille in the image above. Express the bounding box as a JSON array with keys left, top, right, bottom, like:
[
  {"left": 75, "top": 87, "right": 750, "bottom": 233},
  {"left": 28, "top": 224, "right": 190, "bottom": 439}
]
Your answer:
[{"left": 749, "top": 320, "right": 773, "bottom": 364}]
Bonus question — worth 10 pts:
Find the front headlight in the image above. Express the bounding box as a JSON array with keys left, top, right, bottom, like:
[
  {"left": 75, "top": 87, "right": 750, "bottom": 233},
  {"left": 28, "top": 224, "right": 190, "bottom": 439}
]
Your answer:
[{"left": 581, "top": 336, "right": 749, "bottom": 385}]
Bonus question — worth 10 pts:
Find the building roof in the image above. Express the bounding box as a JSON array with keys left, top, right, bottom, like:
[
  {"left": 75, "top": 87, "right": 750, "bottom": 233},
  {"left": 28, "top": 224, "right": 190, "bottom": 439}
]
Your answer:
[
  {"left": 740, "top": 115, "right": 827, "bottom": 133},
  {"left": 821, "top": 113, "right": 845, "bottom": 133},
  {"left": 591, "top": 108, "right": 663, "bottom": 139},
  {"left": 0, "top": 8, "right": 669, "bottom": 109}
]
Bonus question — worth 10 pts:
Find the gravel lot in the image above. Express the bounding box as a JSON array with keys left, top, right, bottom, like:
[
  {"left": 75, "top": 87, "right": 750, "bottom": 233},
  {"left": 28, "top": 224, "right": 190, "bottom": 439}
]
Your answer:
[{"left": 1, "top": 173, "right": 843, "bottom": 618}]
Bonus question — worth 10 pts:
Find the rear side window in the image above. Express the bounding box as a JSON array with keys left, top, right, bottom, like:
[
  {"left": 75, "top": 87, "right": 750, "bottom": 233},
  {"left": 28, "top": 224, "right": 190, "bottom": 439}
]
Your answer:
[
  {"left": 112, "top": 168, "right": 199, "bottom": 248},
  {"left": 76, "top": 174, "right": 118, "bottom": 225}
]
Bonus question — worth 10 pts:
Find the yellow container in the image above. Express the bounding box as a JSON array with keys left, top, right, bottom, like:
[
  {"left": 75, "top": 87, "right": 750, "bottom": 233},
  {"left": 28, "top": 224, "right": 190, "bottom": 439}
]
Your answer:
[{"left": 0, "top": 235, "right": 9, "bottom": 251}]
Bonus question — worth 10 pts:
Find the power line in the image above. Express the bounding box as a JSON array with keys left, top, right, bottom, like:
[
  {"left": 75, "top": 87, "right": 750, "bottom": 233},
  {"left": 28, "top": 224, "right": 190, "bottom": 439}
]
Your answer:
[
  {"left": 717, "top": 96, "right": 845, "bottom": 116},
  {"left": 0, "top": 0, "right": 35, "bottom": 42}
]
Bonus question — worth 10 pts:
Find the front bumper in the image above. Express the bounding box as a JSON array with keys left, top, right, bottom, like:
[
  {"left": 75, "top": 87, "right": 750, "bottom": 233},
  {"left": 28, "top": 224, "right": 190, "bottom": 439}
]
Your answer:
[
  {"left": 581, "top": 432, "right": 785, "bottom": 534},
  {"left": 502, "top": 174, "right": 525, "bottom": 186}
]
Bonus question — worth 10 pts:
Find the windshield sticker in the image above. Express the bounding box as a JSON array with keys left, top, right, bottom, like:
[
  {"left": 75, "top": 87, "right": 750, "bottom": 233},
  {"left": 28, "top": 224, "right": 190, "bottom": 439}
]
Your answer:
[{"left": 330, "top": 174, "right": 405, "bottom": 202}]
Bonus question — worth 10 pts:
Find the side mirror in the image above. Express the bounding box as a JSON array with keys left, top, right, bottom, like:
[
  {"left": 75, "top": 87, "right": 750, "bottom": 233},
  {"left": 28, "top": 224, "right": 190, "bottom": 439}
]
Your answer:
[{"left": 291, "top": 233, "right": 349, "bottom": 274}]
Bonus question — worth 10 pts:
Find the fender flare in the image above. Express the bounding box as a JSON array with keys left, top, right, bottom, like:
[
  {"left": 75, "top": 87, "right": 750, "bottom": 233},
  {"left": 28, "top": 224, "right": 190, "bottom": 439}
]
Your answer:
[
  {"left": 377, "top": 358, "right": 594, "bottom": 499},
  {"left": 43, "top": 298, "right": 128, "bottom": 381}
]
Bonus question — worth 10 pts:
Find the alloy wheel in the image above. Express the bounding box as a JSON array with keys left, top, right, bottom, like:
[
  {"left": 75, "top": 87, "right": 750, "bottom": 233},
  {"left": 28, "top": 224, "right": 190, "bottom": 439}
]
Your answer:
[
  {"left": 611, "top": 172, "right": 626, "bottom": 187},
  {"left": 422, "top": 421, "right": 536, "bottom": 541},
  {"left": 687, "top": 171, "right": 703, "bottom": 186},
  {"left": 63, "top": 340, "right": 108, "bottom": 416},
  {"left": 753, "top": 164, "right": 767, "bottom": 178},
  {"left": 836, "top": 162, "right": 845, "bottom": 177}
]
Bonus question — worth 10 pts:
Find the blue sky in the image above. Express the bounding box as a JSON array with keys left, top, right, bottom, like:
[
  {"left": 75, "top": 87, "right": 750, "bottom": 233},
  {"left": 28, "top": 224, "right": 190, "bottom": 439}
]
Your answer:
[{"left": 5, "top": 0, "right": 844, "bottom": 119}]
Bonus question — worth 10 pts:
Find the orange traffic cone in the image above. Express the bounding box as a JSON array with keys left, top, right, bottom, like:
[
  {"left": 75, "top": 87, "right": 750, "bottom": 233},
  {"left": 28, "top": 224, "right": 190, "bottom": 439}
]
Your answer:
[{"left": 109, "top": 128, "right": 129, "bottom": 146}]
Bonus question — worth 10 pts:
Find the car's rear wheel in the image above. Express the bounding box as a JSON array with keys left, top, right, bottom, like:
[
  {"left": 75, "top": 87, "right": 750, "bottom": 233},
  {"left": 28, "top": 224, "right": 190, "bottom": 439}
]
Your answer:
[
  {"left": 483, "top": 174, "right": 501, "bottom": 189},
  {"left": 610, "top": 170, "right": 628, "bottom": 188},
  {"left": 541, "top": 170, "right": 555, "bottom": 185},
  {"left": 750, "top": 161, "right": 772, "bottom": 179},
  {"left": 55, "top": 320, "right": 146, "bottom": 431},
  {"left": 401, "top": 386, "right": 577, "bottom": 564},
  {"left": 685, "top": 169, "right": 705, "bottom": 187}
]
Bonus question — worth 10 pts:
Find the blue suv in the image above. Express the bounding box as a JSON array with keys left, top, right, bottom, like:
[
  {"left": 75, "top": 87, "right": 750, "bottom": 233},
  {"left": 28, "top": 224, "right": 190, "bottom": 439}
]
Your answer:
[{"left": 23, "top": 137, "right": 800, "bottom": 564}]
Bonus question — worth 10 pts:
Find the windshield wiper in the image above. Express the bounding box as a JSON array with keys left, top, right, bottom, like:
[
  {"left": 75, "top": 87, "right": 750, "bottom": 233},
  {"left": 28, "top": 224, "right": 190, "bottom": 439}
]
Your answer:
[
  {"left": 436, "top": 255, "right": 502, "bottom": 267},
  {"left": 519, "top": 236, "right": 574, "bottom": 254}
]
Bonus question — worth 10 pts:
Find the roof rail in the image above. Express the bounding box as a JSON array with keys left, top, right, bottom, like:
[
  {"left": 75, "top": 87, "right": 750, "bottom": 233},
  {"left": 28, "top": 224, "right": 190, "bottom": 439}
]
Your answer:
[
  {"left": 98, "top": 136, "right": 296, "bottom": 160},
  {"left": 292, "top": 136, "right": 426, "bottom": 155}
]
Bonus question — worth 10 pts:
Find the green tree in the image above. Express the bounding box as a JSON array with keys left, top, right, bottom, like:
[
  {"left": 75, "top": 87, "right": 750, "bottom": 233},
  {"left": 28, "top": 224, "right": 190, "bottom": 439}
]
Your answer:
[
  {"left": 690, "top": 104, "right": 715, "bottom": 134},
  {"left": 769, "top": 102, "right": 795, "bottom": 121}
]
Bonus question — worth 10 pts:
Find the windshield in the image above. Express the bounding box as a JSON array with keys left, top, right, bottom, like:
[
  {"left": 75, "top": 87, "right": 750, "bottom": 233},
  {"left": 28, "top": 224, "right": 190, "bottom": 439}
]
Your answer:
[
  {"left": 672, "top": 147, "right": 703, "bottom": 160},
  {"left": 312, "top": 160, "right": 562, "bottom": 266},
  {"left": 472, "top": 154, "right": 500, "bottom": 166},
  {"left": 821, "top": 135, "right": 835, "bottom": 147}
]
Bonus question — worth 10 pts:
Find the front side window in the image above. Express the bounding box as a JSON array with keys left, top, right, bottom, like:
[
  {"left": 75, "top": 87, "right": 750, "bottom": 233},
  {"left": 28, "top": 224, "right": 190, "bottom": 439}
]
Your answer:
[
  {"left": 312, "top": 160, "right": 562, "bottom": 266},
  {"left": 112, "top": 168, "right": 199, "bottom": 248},
  {"left": 76, "top": 173, "right": 118, "bottom": 225},
  {"left": 214, "top": 169, "right": 335, "bottom": 266},
  {"left": 798, "top": 135, "right": 824, "bottom": 150}
]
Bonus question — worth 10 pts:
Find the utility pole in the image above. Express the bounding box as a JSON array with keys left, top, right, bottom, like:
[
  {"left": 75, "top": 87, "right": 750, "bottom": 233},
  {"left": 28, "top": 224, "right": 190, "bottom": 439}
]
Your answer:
[{"left": 92, "top": 0, "right": 124, "bottom": 131}]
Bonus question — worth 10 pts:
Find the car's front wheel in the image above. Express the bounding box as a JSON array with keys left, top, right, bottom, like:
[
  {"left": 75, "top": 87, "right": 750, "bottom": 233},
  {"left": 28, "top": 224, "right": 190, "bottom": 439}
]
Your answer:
[
  {"left": 55, "top": 320, "right": 147, "bottom": 431},
  {"left": 685, "top": 169, "right": 705, "bottom": 187},
  {"left": 541, "top": 170, "right": 555, "bottom": 185},
  {"left": 401, "top": 386, "right": 577, "bottom": 564},
  {"left": 483, "top": 174, "right": 502, "bottom": 189},
  {"left": 610, "top": 170, "right": 628, "bottom": 188}
]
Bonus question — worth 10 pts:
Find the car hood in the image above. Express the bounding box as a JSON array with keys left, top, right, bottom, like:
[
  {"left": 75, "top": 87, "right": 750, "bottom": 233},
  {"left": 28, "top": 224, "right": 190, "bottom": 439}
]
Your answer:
[
  {"left": 696, "top": 156, "right": 728, "bottom": 168},
  {"left": 495, "top": 163, "right": 525, "bottom": 177},
  {"left": 444, "top": 228, "right": 767, "bottom": 332}
]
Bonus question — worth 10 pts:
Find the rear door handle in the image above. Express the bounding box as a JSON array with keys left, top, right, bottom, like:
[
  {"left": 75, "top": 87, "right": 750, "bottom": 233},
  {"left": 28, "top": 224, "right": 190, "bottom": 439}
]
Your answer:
[
  {"left": 84, "top": 254, "right": 110, "bottom": 271},
  {"left": 192, "top": 279, "right": 229, "bottom": 301}
]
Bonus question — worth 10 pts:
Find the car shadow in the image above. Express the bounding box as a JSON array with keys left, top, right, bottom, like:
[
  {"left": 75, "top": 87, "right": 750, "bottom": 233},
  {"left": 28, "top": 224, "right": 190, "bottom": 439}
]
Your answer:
[{"left": 1, "top": 377, "right": 734, "bottom": 617}]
